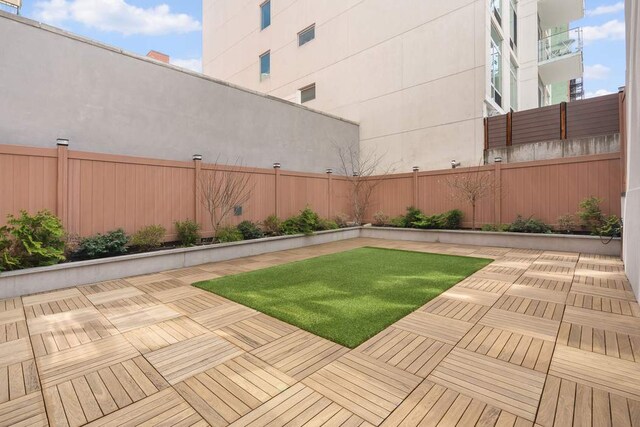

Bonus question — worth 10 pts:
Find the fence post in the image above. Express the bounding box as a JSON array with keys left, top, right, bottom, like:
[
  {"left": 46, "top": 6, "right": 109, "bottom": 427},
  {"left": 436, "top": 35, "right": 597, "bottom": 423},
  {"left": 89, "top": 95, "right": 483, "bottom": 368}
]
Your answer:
[
  {"left": 56, "top": 139, "right": 69, "bottom": 227},
  {"left": 193, "top": 154, "right": 202, "bottom": 228},
  {"left": 506, "top": 112, "right": 513, "bottom": 147},
  {"left": 326, "top": 168, "right": 333, "bottom": 219},
  {"left": 273, "top": 163, "right": 281, "bottom": 217},
  {"left": 412, "top": 166, "right": 419, "bottom": 208},
  {"left": 483, "top": 118, "right": 489, "bottom": 150},
  {"left": 560, "top": 102, "right": 567, "bottom": 139},
  {"left": 494, "top": 159, "right": 502, "bottom": 225}
]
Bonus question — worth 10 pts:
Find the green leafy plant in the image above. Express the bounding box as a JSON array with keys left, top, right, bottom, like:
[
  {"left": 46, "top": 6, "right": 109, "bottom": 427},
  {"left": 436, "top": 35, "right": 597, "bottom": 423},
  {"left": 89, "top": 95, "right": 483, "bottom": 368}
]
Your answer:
[
  {"left": 129, "top": 225, "right": 166, "bottom": 251},
  {"left": 281, "top": 206, "right": 321, "bottom": 235},
  {"left": 481, "top": 224, "right": 509, "bottom": 232},
  {"left": 404, "top": 206, "right": 423, "bottom": 228},
  {"left": 599, "top": 215, "right": 622, "bottom": 237},
  {"left": 262, "top": 215, "right": 282, "bottom": 236},
  {"left": 557, "top": 214, "right": 577, "bottom": 234},
  {"left": 73, "top": 229, "right": 128, "bottom": 260},
  {"left": 216, "top": 225, "right": 243, "bottom": 243},
  {"left": 389, "top": 216, "right": 407, "bottom": 228},
  {"left": 507, "top": 215, "right": 551, "bottom": 234},
  {"left": 373, "top": 211, "right": 389, "bottom": 226},
  {"left": 175, "top": 220, "right": 201, "bottom": 247},
  {"left": 317, "top": 219, "right": 339, "bottom": 231},
  {"left": 0, "top": 210, "right": 65, "bottom": 271},
  {"left": 237, "top": 220, "right": 264, "bottom": 240},
  {"left": 411, "top": 209, "right": 463, "bottom": 230},
  {"left": 577, "top": 197, "right": 605, "bottom": 234}
]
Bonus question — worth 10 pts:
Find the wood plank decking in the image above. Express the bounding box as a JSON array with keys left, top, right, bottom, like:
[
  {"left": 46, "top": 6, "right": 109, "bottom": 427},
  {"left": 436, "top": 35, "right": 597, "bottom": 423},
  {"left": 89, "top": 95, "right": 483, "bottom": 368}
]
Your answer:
[{"left": 0, "top": 238, "right": 638, "bottom": 426}]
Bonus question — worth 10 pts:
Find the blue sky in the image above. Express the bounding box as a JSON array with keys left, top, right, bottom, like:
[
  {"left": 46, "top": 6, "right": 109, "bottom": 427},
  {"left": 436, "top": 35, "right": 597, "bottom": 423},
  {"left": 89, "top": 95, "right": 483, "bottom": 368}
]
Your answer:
[{"left": 16, "top": 0, "right": 626, "bottom": 96}]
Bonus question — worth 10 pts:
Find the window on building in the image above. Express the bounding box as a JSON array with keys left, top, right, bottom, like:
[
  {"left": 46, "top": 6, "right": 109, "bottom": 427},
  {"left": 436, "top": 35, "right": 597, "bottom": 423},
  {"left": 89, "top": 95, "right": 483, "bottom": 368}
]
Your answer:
[
  {"left": 491, "top": 0, "right": 502, "bottom": 26},
  {"left": 510, "top": 0, "right": 518, "bottom": 50},
  {"left": 260, "top": 51, "right": 270, "bottom": 79},
  {"left": 298, "top": 24, "right": 315, "bottom": 46},
  {"left": 260, "top": 1, "right": 271, "bottom": 30},
  {"left": 510, "top": 60, "right": 518, "bottom": 111},
  {"left": 490, "top": 26, "right": 503, "bottom": 107},
  {"left": 300, "top": 84, "right": 316, "bottom": 103}
]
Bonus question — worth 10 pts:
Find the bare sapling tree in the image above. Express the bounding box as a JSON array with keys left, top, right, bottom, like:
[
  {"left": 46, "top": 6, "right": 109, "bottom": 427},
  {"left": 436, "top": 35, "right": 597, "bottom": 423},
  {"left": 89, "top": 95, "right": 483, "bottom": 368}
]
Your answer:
[
  {"left": 335, "top": 143, "right": 395, "bottom": 225},
  {"left": 446, "top": 162, "right": 498, "bottom": 230},
  {"left": 199, "top": 156, "right": 254, "bottom": 236}
]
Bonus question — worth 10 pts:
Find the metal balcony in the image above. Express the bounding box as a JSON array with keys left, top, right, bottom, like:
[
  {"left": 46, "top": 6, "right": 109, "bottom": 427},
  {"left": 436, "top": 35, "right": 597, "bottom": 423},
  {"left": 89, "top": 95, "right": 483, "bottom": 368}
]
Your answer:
[
  {"left": 538, "top": 0, "right": 585, "bottom": 29},
  {"left": 538, "top": 28, "right": 583, "bottom": 84}
]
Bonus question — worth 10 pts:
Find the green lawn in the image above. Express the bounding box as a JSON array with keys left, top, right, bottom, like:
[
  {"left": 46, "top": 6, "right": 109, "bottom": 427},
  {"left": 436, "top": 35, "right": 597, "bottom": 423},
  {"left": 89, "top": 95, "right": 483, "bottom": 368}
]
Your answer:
[{"left": 195, "top": 247, "right": 491, "bottom": 348}]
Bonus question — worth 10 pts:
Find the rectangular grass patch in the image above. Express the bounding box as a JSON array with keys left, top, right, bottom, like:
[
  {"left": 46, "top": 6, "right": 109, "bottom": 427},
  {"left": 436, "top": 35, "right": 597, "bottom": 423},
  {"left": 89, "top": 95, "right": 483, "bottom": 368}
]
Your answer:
[{"left": 195, "top": 247, "right": 491, "bottom": 348}]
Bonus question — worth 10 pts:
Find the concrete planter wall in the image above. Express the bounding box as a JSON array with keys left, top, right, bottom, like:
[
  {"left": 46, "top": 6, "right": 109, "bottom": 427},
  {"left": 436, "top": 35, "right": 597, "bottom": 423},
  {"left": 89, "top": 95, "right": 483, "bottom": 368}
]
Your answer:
[
  {"left": 0, "top": 228, "right": 360, "bottom": 299},
  {"left": 360, "top": 227, "right": 622, "bottom": 256},
  {"left": 0, "top": 226, "right": 621, "bottom": 298}
]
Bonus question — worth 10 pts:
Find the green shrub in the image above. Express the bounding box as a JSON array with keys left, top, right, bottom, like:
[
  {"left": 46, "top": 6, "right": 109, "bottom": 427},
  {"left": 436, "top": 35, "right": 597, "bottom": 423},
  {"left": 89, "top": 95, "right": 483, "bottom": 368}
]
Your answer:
[
  {"left": 404, "top": 206, "right": 423, "bottom": 228},
  {"left": 317, "top": 219, "right": 339, "bottom": 230},
  {"left": 373, "top": 211, "right": 389, "bottom": 226},
  {"left": 281, "top": 206, "right": 321, "bottom": 235},
  {"left": 389, "top": 216, "right": 407, "bottom": 228},
  {"left": 599, "top": 215, "right": 622, "bottom": 237},
  {"left": 216, "top": 226, "right": 243, "bottom": 243},
  {"left": 73, "top": 229, "right": 128, "bottom": 260},
  {"left": 237, "top": 220, "right": 264, "bottom": 240},
  {"left": 334, "top": 213, "right": 349, "bottom": 228},
  {"left": 441, "top": 209, "right": 463, "bottom": 229},
  {"left": 262, "top": 215, "right": 282, "bottom": 236},
  {"left": 130, "top": 225, "right": 166, "bottom": 251},
  {"left": 411, "top": 209, "right": 463, "bottom": 230},
  {"left": 481, "top": 224, "right": 509, "bottom": 232},
  {"left": 577, "top": 196, "right": 605, "bottom": 234},
  {"left": 0, "top": 210, "right": 65, "bottom": 271},
  {"left": 507, "top": 215, "right": 551, "bottom": 234},
  {"left": 557, "top": 214, "right": 577, "bottom": 234},
  {"left": 175, "top": 220, "right": 200, "bottom": 246}
]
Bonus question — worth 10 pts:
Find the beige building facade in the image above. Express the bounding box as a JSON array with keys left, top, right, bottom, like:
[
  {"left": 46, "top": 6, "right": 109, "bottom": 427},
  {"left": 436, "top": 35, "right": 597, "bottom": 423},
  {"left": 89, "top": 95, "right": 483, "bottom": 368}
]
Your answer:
[{"left": 203, "top": 0, "right": 584, "bottom": 171}]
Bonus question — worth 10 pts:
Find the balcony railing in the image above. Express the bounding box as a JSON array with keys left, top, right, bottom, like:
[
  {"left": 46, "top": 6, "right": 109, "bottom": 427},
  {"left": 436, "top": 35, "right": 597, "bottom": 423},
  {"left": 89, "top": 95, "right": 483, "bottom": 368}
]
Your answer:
[
  {"left": 538, "top": 27, "right": 583, "bottom": 63},
  {"left": 570, "top": 78, "right": 584, "bottom": 101}
]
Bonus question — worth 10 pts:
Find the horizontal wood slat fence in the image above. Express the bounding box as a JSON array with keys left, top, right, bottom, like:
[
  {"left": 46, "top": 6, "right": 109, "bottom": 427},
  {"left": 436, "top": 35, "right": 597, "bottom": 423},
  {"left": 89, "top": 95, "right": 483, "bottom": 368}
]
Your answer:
[
  {"left": 485, "top": 92, "right": 621, "bottom": 149},
  {"left": 0, "top": 144, "right": 622, "bottom": 237}
]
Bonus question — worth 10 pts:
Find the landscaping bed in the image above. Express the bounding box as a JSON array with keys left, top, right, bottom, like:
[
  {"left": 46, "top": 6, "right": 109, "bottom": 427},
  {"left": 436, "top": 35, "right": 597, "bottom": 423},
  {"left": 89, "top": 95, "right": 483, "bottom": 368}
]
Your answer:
[{"left": 195, "top": 247, "right": 491, "bottom": 348}]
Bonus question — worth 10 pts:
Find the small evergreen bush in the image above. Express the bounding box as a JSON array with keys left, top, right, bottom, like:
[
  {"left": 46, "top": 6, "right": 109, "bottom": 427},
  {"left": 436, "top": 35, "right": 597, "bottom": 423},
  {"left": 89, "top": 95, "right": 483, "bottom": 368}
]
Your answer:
[
  {"left": 262, "top": 215, "right": 282, "bottom": 236},
  {"left": 577, "top": 196, "right": 605, "bottom": 234},
  {"left": 216, "top": 226, "right": 243, "bottom": 243},
  {"left": 175, "top": 220, "right": 201, "bottom": 246},
  {"left": 411, "top": 209, "right": 463, "bottom": 230},
  {"left": 73, "top": 229, "right": 128, "bottom": 260},
  {"left": 507, "top": 215, "right": 551, "bottom": 234},
  {"left": 130, "top": 225, "right": 166, "bottom": 251},
  {"left": 237, "top": 220, "right": 264, "bottom": 240}
]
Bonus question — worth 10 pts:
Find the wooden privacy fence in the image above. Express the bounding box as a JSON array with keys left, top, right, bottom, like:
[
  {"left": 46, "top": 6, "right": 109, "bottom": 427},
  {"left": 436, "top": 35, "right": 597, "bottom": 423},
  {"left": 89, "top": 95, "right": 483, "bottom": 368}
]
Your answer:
[
  {"left": 0, "top": 144, "right": 622, "bottom": 237},
  {"left": 485, "top": 92, "right": 622, "bottom": 148}
]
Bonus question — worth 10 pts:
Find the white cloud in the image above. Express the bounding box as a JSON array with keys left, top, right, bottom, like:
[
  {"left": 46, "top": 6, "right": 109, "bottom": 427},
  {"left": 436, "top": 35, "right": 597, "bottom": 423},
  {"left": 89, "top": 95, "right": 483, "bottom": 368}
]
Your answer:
[
  {"left": 584, "top": 64, "right": 611, "bottom": 80},
  {"left": 34, "top": 0, "right": 201, "bottom": 36},
  {"left": 586, "top": 2, "right": 624, "bottom": 17},
  {"left": 582, "top": 19, "right": 625, "bottom": 43},
  {"left": 171, "top": 58, "right": 202, "bottom": 73},
  {"left": 585, "top": 89, "right": 613, "bottom": 98}
]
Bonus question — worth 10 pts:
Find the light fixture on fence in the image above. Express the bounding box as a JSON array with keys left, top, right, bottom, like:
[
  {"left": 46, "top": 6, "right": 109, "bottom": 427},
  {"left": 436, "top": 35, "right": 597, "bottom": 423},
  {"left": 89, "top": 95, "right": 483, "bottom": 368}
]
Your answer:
[
  {"left": 451, "top": 160, "right": 461, "bottom": 169},
  {"left": 412, "top": 166, "right": 419, "bottom": 172},
  {"left": 352, "top": 172, "right": 359, "bottom": 177},
  {"left": 56, "top": 138, "right": 69, "bottom": 146},
  {"left": 192, "top": 154, "right": 202, "bottom": 161},
  {"left": 326, "top": 168, "right": 333, "bottom": 174},
  {"left": 273, "top": 162, "right": 281, "bottom": 169},
  {"left": 494, "top": 156, "right": 503, "bottom": 163}
]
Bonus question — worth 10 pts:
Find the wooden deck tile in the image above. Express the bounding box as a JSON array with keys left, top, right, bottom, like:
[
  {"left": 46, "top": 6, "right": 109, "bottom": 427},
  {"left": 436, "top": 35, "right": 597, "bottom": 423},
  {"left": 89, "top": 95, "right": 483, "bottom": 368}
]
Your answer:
[
  {"left": 214, "top": 313, "right": 298, "bottom": 351},
  {"left": 0, "top": 392, "right": 47, "bottom": 427},
  {"left": 148, "top": 286, "right": 204, "bottom": 304},
  {"left": 37, "top": 335, "right": 139, "bottom": 387},
  {"left": 123, "top": 316, "right": 209, "bottom": 353},
  {"left": 0, "top": 303, "right": 28, "bottom": 344},
  {"left": 479, "top": 308, "right": 560, "bottom": 341},
  {"left": 133, "top": 279, "right": 185, "bottom": 294},
  {"left": 145, "top": 333, "right": 243, "bottom": 384},
  {"left": 303, "top": 351, "right": 421, "bottom": 425},
  {"left": 494, "top": 295, "right": 565, "bottom": 321},
  {"left": 228, "top": 382, "right": 368, "bottom": 427},
  {"left": 421, "top": 297, "right": 489, "bottom": 323},
  {"left": 549, "top": 345, "right": 640, "bottom": 401},
  {"left": 101, "top": 304, "right": 181, "bottom": 333},
  {"left": 357, "top": 327, "right": 453, "bottom": 377},
  {"left": 473, "top": 266, "right": 525, "bottom": 283},
  {"left": 0, "top": 337, "right": 32, "bottom": 367},
  {"left": 382, "top": 379, "right": 533, "bottom": 427},
  {"left": 190, "top": 303, "right": 258, "bottom": 331},
  {"left": 0, "top": 358, "right": 41, "bottom": 404},
  {"left": 458, "top": 324, "right": 555, "bottom": 373},
  {"left": 29, "top": 308, "right": 119, "bottom": 357},
  {"left": 23, "top": 288, "right": 84, "bottom": 307},
  {"left": 79, "top": 279, "right": 132, "bottom": 295},
  {"left": 43, "top": 356, "right": 168, "bottom": 426},
  {"left": 122, "top": 273, "right": 173, "bottom": 287},
  {"left": 536, "top": 375, "right": 640, "bottom": 427},
  {"left": 455, "top": 277, "right": 512, "bottom": 294},
  {"left": 175, "top": 353, "right": 296, "bottom": 425},
  {"left": 442, "top": 287, "right": 501, "bottom": 306},
  {"left": 251, "top": 330, "right": 348, "bottom": 380},
  {"left": 23, "top": 289, "right": 93, "bottom": 320},
  {"left": 394, "top": 311, "right": 474, "bottom": 345},
  {"left": 558, "top": 319, "right": 640, "bottom": 362},
  {"left": 562, "top": 306, "right": 640, "bottom": 337},
  {"left": 167, "top": 292, "right": 228, "bottom": 315},
  {"left": 566, "top": 292, "right": 640, "bottom": 317},
  {"left": 85, "top": 287, "right": 145, "bottom": 305},
  {"left": 570, "top": 283, "right": 636, "bottom": 301},
  {"left": 84, "top": 387, "right": 205, "bottom": 427},
  {"left": 514, "top": 275, "right": 572, "bottom": 292},
  {"left": 506, "top": 284, "right": 568, "bottom": 304},
  {"left": 428, "top": 347, "right": 546, "bottom": 421}
]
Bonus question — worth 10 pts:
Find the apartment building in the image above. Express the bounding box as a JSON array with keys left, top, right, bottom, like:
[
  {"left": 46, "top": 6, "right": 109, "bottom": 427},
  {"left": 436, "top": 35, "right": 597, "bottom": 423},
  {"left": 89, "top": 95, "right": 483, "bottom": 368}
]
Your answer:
[{"left": 203, "top": 0, "right": 584, "bottom": 171}]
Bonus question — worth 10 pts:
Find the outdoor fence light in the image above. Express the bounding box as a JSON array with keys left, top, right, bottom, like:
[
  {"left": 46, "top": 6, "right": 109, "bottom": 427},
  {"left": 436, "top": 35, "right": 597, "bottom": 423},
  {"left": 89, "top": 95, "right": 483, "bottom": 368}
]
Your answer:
[
  {"left": 192, "top": 154, "right": 202, "bottom": 161},
  {"left": 352, "top": 172, "right": 359, "bottom": 177},
  {"left": 56, "top": 138, "right": 69, "bottom": 146},
  {"left": 494, "top": 156, "right": 503, "bottom": 163},
  {"left": 451, "top": 160, "right": 461, "bottom": 169},
  {"left": 273, "top": 162, "right": 281, "bottom": 169},
  {"left": 326, "top": 168, "right": 333, "bottom": 174},
  {"left": 412, "top": 166, "right": 419, "bottom": 172}
]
